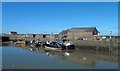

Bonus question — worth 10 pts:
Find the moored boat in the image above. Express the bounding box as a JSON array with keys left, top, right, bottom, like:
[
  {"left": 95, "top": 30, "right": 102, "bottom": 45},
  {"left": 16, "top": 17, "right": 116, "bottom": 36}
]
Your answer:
[
  {"left": 44, "top": 46, "right": 62, "bottom": 51},
  {"left": 14, "top": 40, "right": 26, "bottom": 44},
  {"left": 44, "top": 40, "right": 75, "bottom": 50},
  {"left": 66, "top": 44, "right": 75, "bottom": 49}
]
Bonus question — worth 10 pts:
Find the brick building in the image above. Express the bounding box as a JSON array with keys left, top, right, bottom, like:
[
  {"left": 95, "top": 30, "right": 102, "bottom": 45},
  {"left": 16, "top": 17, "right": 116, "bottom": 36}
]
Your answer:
[{"left": 59, "top": 27, "right": 100, "bottom": 40}]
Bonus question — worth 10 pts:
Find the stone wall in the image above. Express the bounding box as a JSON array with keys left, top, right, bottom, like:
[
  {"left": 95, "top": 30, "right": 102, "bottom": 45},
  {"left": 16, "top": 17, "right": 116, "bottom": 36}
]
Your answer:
[
  {"left": 4, "top": 34, "right": 55, "bottom": 41},
  {"left": 66, "top": 32, "right": 95, "bottom": 40}
]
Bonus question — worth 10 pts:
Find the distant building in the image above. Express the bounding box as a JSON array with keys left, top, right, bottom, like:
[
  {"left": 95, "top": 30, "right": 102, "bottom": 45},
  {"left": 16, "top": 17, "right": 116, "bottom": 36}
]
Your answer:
[
  {"left": 59, "top": 27, "right": 100, "bottom": 40},
  {"left": 1, "top": 36, "right": 10, "bottom": 42},
  {"left": 9, "top": 31, "right": 17, "bottom": 35}
]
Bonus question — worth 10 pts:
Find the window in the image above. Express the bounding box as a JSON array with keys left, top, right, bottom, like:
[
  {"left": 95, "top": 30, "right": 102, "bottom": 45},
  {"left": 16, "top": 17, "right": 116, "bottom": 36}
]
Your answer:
[
  {"left": 43, "top": 35, "right": 46, "bottom": 38},
  {"left": 33, "top": 34, "right": 36, "bottom": 37}
]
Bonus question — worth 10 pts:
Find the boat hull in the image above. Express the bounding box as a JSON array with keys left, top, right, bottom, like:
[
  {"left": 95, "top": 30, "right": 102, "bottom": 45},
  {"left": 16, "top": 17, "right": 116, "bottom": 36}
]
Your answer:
[
  {"left": 44, "top": 46, "right": 62, "bottom": 51},
  {"left": 66, "top": 45, "right": 75, "bottom": 49}
]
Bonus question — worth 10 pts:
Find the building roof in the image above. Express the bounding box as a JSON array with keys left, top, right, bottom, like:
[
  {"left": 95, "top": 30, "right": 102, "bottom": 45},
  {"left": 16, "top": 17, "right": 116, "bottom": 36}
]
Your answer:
[
  {"left": 60, "top": 27, "right": 99, "bottom": 34},
  {"left": 59, "top": 29, "right": 69, "bottom": 34},
  {"left": 70, "top": 27, "right": 98, "bottom": 32},
  {"left": 9, "top": 31, "right": 17, "bottom": 34}
]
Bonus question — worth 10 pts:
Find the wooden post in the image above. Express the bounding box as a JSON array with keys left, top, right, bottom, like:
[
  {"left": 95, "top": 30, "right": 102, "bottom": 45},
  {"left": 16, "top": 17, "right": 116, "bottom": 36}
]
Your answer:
[{"left": 109, "top": 31, "right": 112, "bottom": 52}]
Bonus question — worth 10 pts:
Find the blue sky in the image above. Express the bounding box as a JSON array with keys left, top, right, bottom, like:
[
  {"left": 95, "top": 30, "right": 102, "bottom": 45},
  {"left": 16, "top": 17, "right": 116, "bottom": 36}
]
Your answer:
[{"left": 2, "top": 2, "right": 118, "bottom": 35}]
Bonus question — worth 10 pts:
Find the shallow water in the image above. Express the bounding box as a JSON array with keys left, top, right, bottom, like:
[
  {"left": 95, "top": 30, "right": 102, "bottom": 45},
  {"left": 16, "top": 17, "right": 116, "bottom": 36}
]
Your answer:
[{"left": 1, "top": 45, "right": 118, "bottom": 69}]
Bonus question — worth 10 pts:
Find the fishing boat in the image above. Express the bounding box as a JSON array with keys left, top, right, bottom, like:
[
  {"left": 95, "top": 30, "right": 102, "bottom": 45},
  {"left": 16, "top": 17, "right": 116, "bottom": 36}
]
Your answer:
[
  {"left": 66, "top": 44, "right": 75, "bottom": 49},
  {"left": 30, "top": 44, "right": 36, "bottom": 47},
  {"left": 14, "top": 40, "right": 26, "bottom": 44},
  {"left": 44, "top": 46, "right": 62, "bottom": 51}
]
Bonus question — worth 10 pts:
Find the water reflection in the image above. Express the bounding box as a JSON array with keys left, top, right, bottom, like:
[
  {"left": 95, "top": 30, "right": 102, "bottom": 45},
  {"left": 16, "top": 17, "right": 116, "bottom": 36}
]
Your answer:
[
  {"left": 1, "top": 43, "right": 10, "bottom": 46},
  {"left": 15, "top": 45, "right": 118, "bottom": 66},
  {"left": 2, "top": 44, "right": 118, "bottom": 69}
]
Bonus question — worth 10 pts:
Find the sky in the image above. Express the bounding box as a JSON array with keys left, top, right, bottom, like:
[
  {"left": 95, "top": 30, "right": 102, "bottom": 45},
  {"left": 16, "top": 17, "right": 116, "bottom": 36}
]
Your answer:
[{"left": 2, "top": 2, "right": 118, "bottom": 35}]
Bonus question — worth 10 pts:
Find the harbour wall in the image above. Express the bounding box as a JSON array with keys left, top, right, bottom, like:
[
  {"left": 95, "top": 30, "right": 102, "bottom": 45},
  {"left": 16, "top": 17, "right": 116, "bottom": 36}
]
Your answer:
[
  {"left": 72, "top": 40, "right": 119, "bottom": 52},
  {"left": 1, "top": 34, "right": 119, "bottom": 52}
]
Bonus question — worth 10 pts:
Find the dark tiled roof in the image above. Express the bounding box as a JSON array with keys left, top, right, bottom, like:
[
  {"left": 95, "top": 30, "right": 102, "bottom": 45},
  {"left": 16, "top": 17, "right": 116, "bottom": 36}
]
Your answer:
[
  {"left": 59, "top": 29, "right": 69, "bottom": 34},
  {"left": 59, "top": 27, "right": 99, "bottom": 34},
  {"left": 10, "top": 31, "right": 17, "bottom": 34},
  {"left": 70, "top": 27, "right": 97, "bottom": 32}
]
